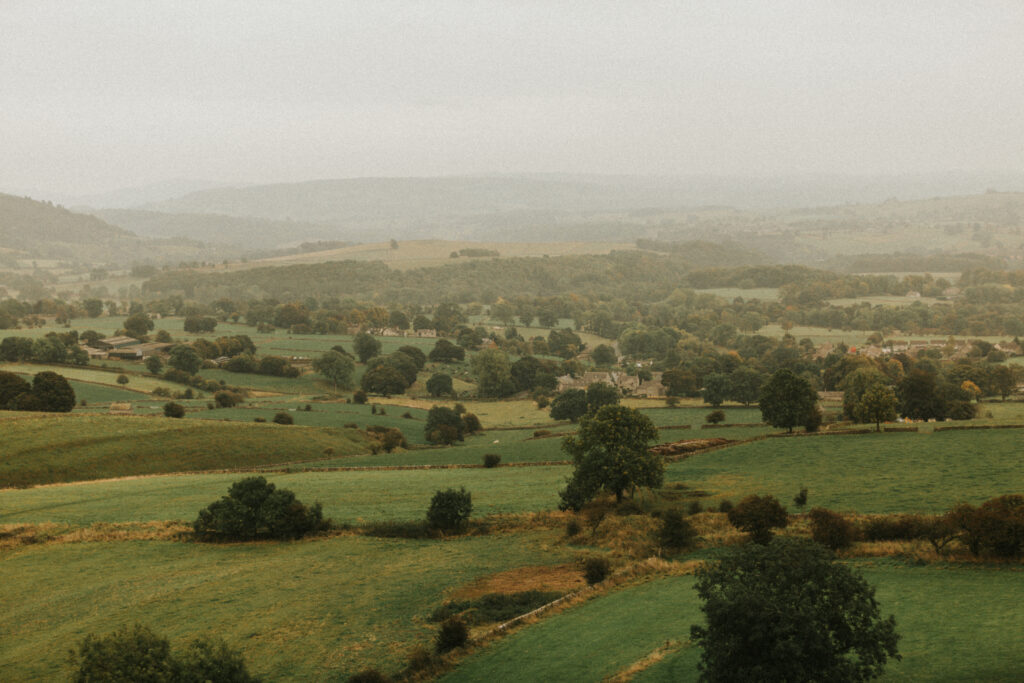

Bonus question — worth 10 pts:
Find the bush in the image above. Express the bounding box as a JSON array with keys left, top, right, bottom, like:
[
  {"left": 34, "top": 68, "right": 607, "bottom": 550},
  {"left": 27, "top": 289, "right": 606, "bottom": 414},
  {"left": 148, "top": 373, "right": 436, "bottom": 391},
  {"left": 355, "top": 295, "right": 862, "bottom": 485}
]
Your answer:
[
  {"left": 366, "top": 426, "right": 407, "bottom": 452},
  {"left": 727, "top": 494, "right": 789, "bottom": 544},
  {"left": 193, "top": 476, "right": 326, "bottom": 541},
  {"left": 116, "top": 374, "right": 129, "bottom": 385},
  {"left": 659, "top": 509, "right": 697, "bottom": 552},
  {"left": 809, "top": 508, "right": 857, "bottom": 551},
  {"left": 254, "top": 417, "right": 266, "bottom": 423},
  {"left": 483, "top": 453, "right": 501, "bottom": 468},
  {"left": 352, "top": 390, "right": 367, "bottom": 404},
  {"left": 427, "top": 487, "right": 473, "bottom": 532},
  {"left": 951, "top": 495, "right": 1024, "bottom": 558},
  {"left": 214, "top": 390, "right": 241, "bottom": 408},
  {"left": 793, "top": 486, "right": 809, "bottom": 510},
  {"left": 425, "top": 405, "right": 465, "bottom": 444},
  {"left": 566, "top": 518, "right": 582, "bottom": 537},
  {"left": 272, "top": 411, "right": 294, "bottom": 425},
  {"left": 462, "top": 412, "right": 482, "bottom": 434},
  {"left": 717, "top": 500, "right": 734, "bottom": 513},
  {"left": 687, "top": 500, "right": 703, "bottom": 515},
  {"left": 705, "top": 409, "right": 726, "bottom": 424},
  {"left": 666, "top": 396, "right": 680, "bottom": 408},
  {"left": 583, "top": 556, "right": 611, "bottom": 585},
  {"left": 163, "top": 402, "right": 185, "bottom": 418},
  {"left": 861, "top": 514, "right": 932, "bottom": 542},
  {"left": 349, "top": 669, "right": 389, "bottom": 683},
  {"left": 434, "top": 616, "right": 468, "bottom": 654},
  {"left": 67, "top": 624, "right": 257, "bottom": 682}
]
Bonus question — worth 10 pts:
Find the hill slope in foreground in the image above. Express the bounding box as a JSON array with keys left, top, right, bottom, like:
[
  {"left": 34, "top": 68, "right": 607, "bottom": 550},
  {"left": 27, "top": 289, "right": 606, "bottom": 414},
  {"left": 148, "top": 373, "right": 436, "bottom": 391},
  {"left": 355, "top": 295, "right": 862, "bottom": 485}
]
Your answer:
[{"left": 0, "top": 413, "right": 369, "bottom": 488}]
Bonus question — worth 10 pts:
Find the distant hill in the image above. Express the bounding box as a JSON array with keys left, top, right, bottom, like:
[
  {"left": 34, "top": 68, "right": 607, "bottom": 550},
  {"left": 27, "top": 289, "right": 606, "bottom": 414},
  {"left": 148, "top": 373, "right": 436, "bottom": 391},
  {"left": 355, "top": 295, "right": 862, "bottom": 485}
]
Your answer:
[{"left": 0, "top": 193, "right": 229, "bottom": 266}]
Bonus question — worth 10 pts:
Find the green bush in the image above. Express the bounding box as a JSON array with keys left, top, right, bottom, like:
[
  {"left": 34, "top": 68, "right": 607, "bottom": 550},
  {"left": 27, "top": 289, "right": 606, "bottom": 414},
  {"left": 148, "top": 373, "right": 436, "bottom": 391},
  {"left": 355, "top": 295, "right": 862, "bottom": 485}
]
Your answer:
[
  {"left": 163, "top": 402, "right": 185, "bottom": 418},
  {"left": 809, "top": 508, "right": 857, "bottom": 551},
  {"left": 272, "top": 411, "right": 294, "bottom": 425},
  {"left": 566, "top": 518, "right": 582, "bottom": 537},
  {"left": 434, "top": 616, "right": 468, "bottom": 654},
  {"left": 483, "top": 453, "right": 501, "bottom": 468},
  {"left": 951, "top": 495, "right": 1024, "bottom": 558},
  {"left": 67, "top": 623, "right": 257, "bottom": 682},
  {"left": 583, "top": 556, "right": 611, "bottom": 585},
  {"left": 214, "top": 390, "right": 241, "bottom": 408},
  {"left": 349, "top": 669, "right": 389, "bottom": 683},
  {"left": 426, "top": 487, "right": 473, "bottom": 532},
  {"left": 861, "top": 514, "right": 932, "bottom": 541},
  {"left": 727, "top": 494, "right": 789, "bottom": 544},
  {"left": 705, "top": 409, "right": 726, "bottom": 424},
  {"left": 193, "top": 476, "right": 326, "bottom": 541},
  {"left": 352, "top": 390, "right": 367, "bottom": 404},
  {"left": 659, "top": 509, "right": 697, "bottom": 552}
]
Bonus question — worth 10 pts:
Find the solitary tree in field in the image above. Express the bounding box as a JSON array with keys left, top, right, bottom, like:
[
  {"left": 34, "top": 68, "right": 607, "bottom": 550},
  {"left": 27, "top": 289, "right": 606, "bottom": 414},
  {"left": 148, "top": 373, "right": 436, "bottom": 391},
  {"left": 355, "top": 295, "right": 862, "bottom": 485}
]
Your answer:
[
  {"left": 558, "top": 405, "right": 661, "bottom": 510},
  {"left": 312, "top": 350, "right": 355, "bottom": 391},
  {"left": 691, "top": 538, "right": 900, "bottom": 682},
  {"left": 854, "top": 382, "right": 898, "bottom": 431},
  {"left": 759, "top": 369, "right": 818, "bottom": 433}
]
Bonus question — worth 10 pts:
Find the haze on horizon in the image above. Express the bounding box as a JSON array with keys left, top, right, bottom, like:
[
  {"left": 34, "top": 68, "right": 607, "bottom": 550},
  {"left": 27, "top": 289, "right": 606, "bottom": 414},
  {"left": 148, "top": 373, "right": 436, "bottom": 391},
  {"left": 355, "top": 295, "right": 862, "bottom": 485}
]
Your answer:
[{"left": 3, "top": 1, "right": 1024, "bottom": 199}]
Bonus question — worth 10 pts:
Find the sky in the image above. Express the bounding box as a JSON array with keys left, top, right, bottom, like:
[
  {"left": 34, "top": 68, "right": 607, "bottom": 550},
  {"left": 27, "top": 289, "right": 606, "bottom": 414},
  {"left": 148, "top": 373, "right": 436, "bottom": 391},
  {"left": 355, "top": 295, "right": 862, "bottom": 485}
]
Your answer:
[{"left": 2, "top": 1, "right": 1024, "bottom": 196}]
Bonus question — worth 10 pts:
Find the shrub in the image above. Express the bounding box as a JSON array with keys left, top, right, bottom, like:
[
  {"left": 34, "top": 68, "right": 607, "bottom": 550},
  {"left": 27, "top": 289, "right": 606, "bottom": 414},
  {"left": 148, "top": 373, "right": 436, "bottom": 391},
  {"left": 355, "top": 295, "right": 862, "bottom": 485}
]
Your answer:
[
  {"left": 533, "top": 429, "right": 551, "bottom": 437},
  {"left": 214, "top": 390, "right": 241, "bottom": 408},
  {"left": 367, "top": 426, "right": 407, "bottom": 452},
  {"left": 402, "top": 411, "right": 412, "bottom": 419},
  {"left": 861, "top": 514, "right": 932, "bottom": 542},
  {"left": 804, "top": 407, "right": 823, "bottom": 433},
  {"left": 272, "top": 411, "right": 294, "bottom": 425},
  {"left": 116, "top": 374, "right": 129, "bottom": 385},
  {"left": 304, "top": 403, "right": 312, "bottom": 411},
  {"left": 583, "top": 556, "right": 611, "bottom": 585},
  {"left": 483, "top": 453, "right": 501, "bottom": 468},
  {"left": 462, "top": 412, "right": 482, "bottom": 434},
  {"left": 951, "top": 495, "right": 1024, "bottom": 558},
  {"left": 727, "top": 494, "right": 789, "bottom": 544},
  {"left": 163, "top": 402, "right": 185, "bottom": 418},
  {"left": 705, "top": 409, "right": 726, "bottom": 424},
  {"left": 793, "top": 486, "right": 809, "bottom": 510},
  {"left": 67, "top": 624, "right": 256, "bottom": 682},
  {"left": 687, "top": 501, "right": 703, "bottom": 515},
  {"left": 809, "top": 508, "right": 857, "bottom": 551},
  {"left": 349, "top": 669, "right": 389, "bottom": 683},
  {"left": 352, "top": 390, "right": 367, "bottom": 404},
  {"left": 535, "top": 395, "right": 550, "bottom": 409},
  {"left": 717, "top": 500, "right": 734, "bottom": 513},
  {"left": 566, "top": 518, "right": 582, "bottom": 537},
  {"left": 254, "top": 417, "right": 266, "bottom": 423},
  {"left": 427, "top": 487, "right": 473, "bottom": 532},
  {"left": 425, "top": 405, "right": 464, "bottom": 444},
  {"left": 434, "top": 616, "right": 468, "bottom": 654},
  {"left": 193, "top": 476, "right": 326, "bottom": 541},
  {"left": 343, "top": 422, "right": 358, "bottom": 429},
  {"left": 659, "top": 509, "right": 697, "bottom": 552},
  {"left": 666, "top": 396, "right": 680, "bottom": 407}
]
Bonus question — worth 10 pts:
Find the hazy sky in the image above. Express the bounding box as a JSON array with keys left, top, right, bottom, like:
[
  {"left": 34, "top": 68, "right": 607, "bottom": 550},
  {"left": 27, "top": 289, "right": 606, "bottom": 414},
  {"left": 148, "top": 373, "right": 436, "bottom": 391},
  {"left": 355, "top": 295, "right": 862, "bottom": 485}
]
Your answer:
[{"left": 3, "top": 1, "right": 1024, "bottom": 195}]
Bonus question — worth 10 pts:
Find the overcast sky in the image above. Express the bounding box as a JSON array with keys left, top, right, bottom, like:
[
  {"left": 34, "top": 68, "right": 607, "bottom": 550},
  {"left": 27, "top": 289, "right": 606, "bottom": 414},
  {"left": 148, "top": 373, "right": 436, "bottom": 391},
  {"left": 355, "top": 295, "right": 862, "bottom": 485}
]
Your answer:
[{"left": 2, "top": 1, "right": 1023, "bottom": 195}]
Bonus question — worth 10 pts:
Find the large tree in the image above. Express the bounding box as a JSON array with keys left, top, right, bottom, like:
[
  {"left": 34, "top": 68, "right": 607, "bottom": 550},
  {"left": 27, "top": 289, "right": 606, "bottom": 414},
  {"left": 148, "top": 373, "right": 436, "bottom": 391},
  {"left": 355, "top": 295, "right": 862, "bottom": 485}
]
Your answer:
[
  {"left": 360, "top": 364, "right": 407, "bottom": 397},
  {"left": 854, "top": 382, "right": 899, "bottom": 432},
  {"left": 470, "top": 348, "right": 514, "bottom": 398},
  {"left": 691, "top": 538, "right": 900, "bottom": 682},
  {"left": 759, "top": 369, "right": 819, "bottom": 433},
  {"left": 312, "top": 350, "right": 355, "bottom": 390},
  {"left": 168, "top": 345, "right": 203, "bottom": 375},
  {"left": 353, "top": 332, "right": 382, "bottom": 363},
  {"left": 549, "top": 388, "right": 588, "bottom": 422},
  {"left": 0, "top": 371, "right": 30, "bottom": 408},
  {"left": 558, "top": 405, "right": 661, "bottom": 509},
  {"left": 122, "top": 313, "right": 154, "bottom": 339}
]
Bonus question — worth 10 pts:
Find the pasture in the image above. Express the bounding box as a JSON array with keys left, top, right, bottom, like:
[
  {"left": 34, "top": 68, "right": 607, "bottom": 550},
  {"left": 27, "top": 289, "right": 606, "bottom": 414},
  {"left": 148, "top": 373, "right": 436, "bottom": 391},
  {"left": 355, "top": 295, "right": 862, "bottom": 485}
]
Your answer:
[{"left": 446, "top": 563, "right": 1024, "bottom": 682}]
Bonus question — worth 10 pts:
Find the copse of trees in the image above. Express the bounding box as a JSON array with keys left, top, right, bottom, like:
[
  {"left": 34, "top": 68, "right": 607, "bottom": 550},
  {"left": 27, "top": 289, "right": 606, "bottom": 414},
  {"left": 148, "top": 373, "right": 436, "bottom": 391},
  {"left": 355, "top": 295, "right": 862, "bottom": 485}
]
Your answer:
[
  {"left": 193, "top": 476, "right": 326, "bottom": 541},
  {"left": 0, "top": 370, "right": 75, "bottom": 412},
  {"left": 424, "top": 405, "right": 480, "bottom": 445}
]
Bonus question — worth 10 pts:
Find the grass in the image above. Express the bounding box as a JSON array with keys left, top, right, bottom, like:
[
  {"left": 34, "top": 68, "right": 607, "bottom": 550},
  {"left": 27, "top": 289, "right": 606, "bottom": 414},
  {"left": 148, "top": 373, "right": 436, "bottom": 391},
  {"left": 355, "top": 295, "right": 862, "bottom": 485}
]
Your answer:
[
  {"left": 0, "top": 532, "right": 576, "bottom": 681},
  {"left": 0, "top": 362, "right": 171, "bottom": 393},
  {"left": 0, "top": 413, "right": 369, "bottom": 488},
  {"left": 666, "top": 429, "right": 1024, "bottom": 514},
  {"left": 0, "top": 466, "right": 571, "bottom": 525},
  {"left": 446, "top": 563, "right": 1024, "bottom": 682}
]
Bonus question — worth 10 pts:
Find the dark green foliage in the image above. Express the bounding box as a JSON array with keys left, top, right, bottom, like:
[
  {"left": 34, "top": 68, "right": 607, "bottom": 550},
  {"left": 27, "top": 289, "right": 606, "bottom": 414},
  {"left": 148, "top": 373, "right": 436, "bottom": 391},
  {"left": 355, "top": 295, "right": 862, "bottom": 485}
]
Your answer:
[
  {"left": 951, "top": 495, "right": 1024, "bottom": 558},
  {"left": 163, "top": 402, "right": 185, "bottom": 418},
  {"left": 0, "top": 370, "right": 30, "bottom": 408},
  {"left": 168, "top": 345, "right": 203, "bottom": 375},
  {"left": 659, "top": 509, "right": 697, "bottom": 552},
  {"left": 759, "top": 369, "right": 819, "bottom": 433},
  {"left": 566, "top": 518, "right": 582, "bottom": 537},
  {"left": 434, "top": 616, "right": 468, "bottom": 654},
  {"left": 558, "top": 405, "right": 661, "bottom": 509},
  {"left": 67, "top": 623, "right": 257, "bottom": 683},
  {"left": 470, "top": 348, "right": 514, "bottom": 397},
  {"left": 691, "top": 538, "right": 900, "bottom": 682},
  {"left": 426, "top": 487, "right": 472, "bottom": 532},
  {"left": 353, "top": 331, "right": 382, "bottom": 363},
  {"left": 272, "top": 411, "right": 294, "bottom": 425},
  {"left": 183, "top": 315, "right": 217, "bottom": 333},
  {"left": 717, "top": 500, "right": 734, "bottom": 513},
  {"left": 352, "top": 390, "right": 367, "bottom": 404},
  {"left": 193, "top": 476, "right": 325, "bottom": 541},
  {"left": 591, "top": 343, "right": 617, "bottom": 366},
  {"left": 426, "top": 373, "right": 453, "bottom": 397},
  {"left": 727, "top": 494, "right": 789, "bottom": 544},
  {"left": 214, "top": 390, "right": 241, "bottom": 408},
  {"left": 702, "top": 373, "right": 731, "bottom": 407},
  {"left": 430, "top": 590, "right": 562, "bottom": 625},
  {"left": 424, "top": 405, "right": 464, "bottom": 444},
  {"left": 116, "top": 374, "right": 129, "bottom": 385},
  {"left": 428, "top": 338, "right": 465, "bottom": 363},
  {"left": 366, "top": 426, "right": 407, "bottom": 452},
  {"left": 361, "top": 364, "right": 408, "bottom": 396},
  {"left": 861, "top": 514, "right": 934, "bottom": 542},
  {"left": 483, "top": 453, "right": 501, "bottom": 468},
  {"left": 793, "top": 486, "right": 809, "bottom": 510},
  {"left": 549, "top": 388, "right": 587, "bottom": 422},
  {"left": 809, "top": 508, "right": 857, "bottom": 551},
  {"left": 585, "top": 382, "right": 619, "bottom": 413},
  {"left": 349, "top": 669, "right": 389, "bottom": 683},
  {"left": 583, "top": 556, "right": 611, "bottom": 585},
  {"left": 145, "top": 355, "right": 163, "bottom": 375},
  {"left": 12, "top": 371, "right": 76, "bottom": 413},
  {"left": 397, "top": 345, "right": 427, "bottom": 369},
  {"left": 123, "top": 313, "right": 154, "bottom": 338},
  {"left": 705, "top": 409, "right": 726, "bottom": 424},
  {"left": 461, "top": 412, "right": 482, "bottom": 434},
  {"left": 312, "top": 350, "right": 355, "bottom": 390}
]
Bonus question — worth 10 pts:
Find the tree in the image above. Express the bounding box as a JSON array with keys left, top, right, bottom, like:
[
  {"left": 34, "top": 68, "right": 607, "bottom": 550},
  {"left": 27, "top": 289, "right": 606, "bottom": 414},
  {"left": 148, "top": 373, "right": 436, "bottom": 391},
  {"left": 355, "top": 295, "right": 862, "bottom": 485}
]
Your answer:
[
  {"left": 123, "top": 313, "right": 154, "bottom": 339},
  {"left": 840, "top": 368, "right": 889, "bottom": 420},
  {"left": 854, "top": 382, "right": 898, "bottom": 431},
  {"left": 428, "top": 338, "right": 465, "bottom": 363},
  {"left": 470, "top": 348, "right": 514, "bottom": 398},
  {"left": 0, "top": 371, "right": 30, "bottom": 409},
  {"left": 702, "top": 373, "right": 731, "bottom": 407},
  {"left": 116, "top": 374, "right": 129, "bottom": 385},
  {"left": 662, "top": 368, "right": 699, "bottom": 397},
  {"left": 759, "top": 369, "right": 819, "bottom": 433},
  {"left": 558, "top": 405, "right": 661, "bottom": 509},
  {"left": 353, "top": 332, "right": 381, "bottom": 363},
  {"left": 690, "top": 538, "right": 900, "bottom": 682},
  {"left": 585, "top": 382, "right": 619, "bottom": 413},
  {"left": 312, "top": 350, "right": 355, "bottom": 390},
  {"left": 82, "top": 298, "right": 104, "bottom": 318},
  {"left": 426, "top": 487, "right": 472, "bottom": 532},
  {"left": 23, "top": 371, "right": 75, "bottom": 412},
  {"left": 397, "top": 345, "right": 427, "bottom": 370},
  {"left": 425, "top": 405, "right": 464, "bottom": 444},
  {"left": 31, "top": 336, "right": 67, "bottom": 363},
  {"left": 193, "top": 476, "right": 325, "bottom": 540},
  {"left": 897, "top": 368, "right": 946, "bottom": 420},
  {"left": 728, "top": 367, "right": 764, "bottom": 406},
  {"left": 168, "top": 345, "right": 203, "bottom": 375},
  {"left": 549, "top": 388, "right": 588, "bottom": 422},
  {"left": 727, "top": 494, "right": 789, "bottom": 544},
  {"left": 272, "top": 411, "right": 294, "bottom": 425},
  {"left": 183, "top": 316, "right": 217, "bottom": 333},
  {"left": 163, "top": 402, "right": 185, "bottom": 418},
  {"left": 145, "top": 355, "right": 163, "bottom": 375},
  {"left": 426, "top": 373, "right": 454, "bottom": 397},
  {"left": 361, "top": 364, "right": 407, "bottom": 397},
  {"left": 591, "top": 343, "right": 617, "bottom": 366}
]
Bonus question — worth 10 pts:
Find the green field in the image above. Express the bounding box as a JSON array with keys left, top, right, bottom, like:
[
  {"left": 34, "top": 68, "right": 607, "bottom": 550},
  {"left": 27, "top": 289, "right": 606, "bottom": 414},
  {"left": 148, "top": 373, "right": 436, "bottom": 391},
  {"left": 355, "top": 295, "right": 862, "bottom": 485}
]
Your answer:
[
  {"left": 0, "top": 532, "right": 574, "bottom": 681},
  {"left": 0, "top": 466, "right": 570, "bottom": 525},
  {"left": 0, "top": 414, "right": 370, "bottom": 488},
  {"left": 666, "top": 429, "right": 1024, "bottom": 513},
  {"left": 446, "top": 563, "right": 1024, "bottom": 682}
]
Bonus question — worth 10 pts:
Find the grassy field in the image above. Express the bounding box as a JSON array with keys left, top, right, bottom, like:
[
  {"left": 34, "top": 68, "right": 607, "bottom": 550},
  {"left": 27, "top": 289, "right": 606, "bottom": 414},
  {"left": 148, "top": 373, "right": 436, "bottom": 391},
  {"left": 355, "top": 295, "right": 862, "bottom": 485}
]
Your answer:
[
  {"left": 0, "top": 362, "right": 171, "bottom": 394},
  {"left": 666, "top": 429, "right": 1024, "bottom": 513},
  {"left": 0, "top": 466, "right": 570, "bottom": 525},
  {"left": 0, "top": 532, "right": 575, "bottom": 681},
  {"left": 446, "top": 563, "right": 1024, "bottom": 682},
  {"left": 0, "top": 413, "right": 369, "bottom": 488}
]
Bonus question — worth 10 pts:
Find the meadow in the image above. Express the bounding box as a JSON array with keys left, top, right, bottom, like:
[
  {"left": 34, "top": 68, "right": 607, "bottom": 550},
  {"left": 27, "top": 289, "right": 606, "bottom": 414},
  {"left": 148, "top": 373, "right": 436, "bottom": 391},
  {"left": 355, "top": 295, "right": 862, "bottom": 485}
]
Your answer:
[
  {"left": 445, "top": 563, "right": 1024, "bottom": 682},
  {"left": 0, "top": 532, "right": 577, "bottom": 681}
]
